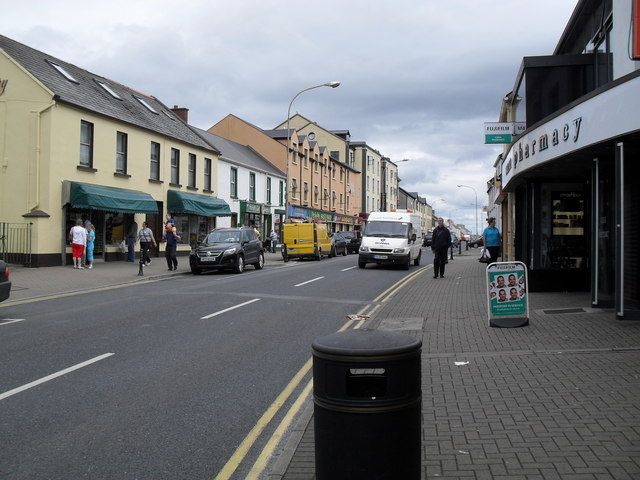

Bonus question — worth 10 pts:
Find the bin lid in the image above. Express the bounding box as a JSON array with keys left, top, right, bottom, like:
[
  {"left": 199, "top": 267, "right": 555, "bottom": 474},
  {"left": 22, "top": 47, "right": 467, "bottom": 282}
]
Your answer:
[{"left": 312, "top": 329, "right": 421, "bottom": 357}]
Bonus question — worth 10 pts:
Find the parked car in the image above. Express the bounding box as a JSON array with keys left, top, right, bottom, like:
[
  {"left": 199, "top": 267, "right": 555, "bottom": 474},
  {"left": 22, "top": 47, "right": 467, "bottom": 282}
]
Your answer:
[
  {"left": 422, "top": 234, "right": 432, "bottom": 247},
  {"left": 189, "top": 227, "right": 264, "bottom": 274},
  {"left": 0, "top": 261, "right": 11, "bottom": 302},
  {"left": 330, "top": 232, "right": 348, "bottom": 257},
  {"left": 335, "top": 231, "right": 361, "bottom": 253},
  {"left": 467, "top": 235, "right": 483, "bottom": 248}
]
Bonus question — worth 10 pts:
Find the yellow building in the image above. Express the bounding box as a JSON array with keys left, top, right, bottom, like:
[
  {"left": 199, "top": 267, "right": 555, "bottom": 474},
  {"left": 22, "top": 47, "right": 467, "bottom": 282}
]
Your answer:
[{"left": 0, "top": 35, "right": 230, "bottom": 267}]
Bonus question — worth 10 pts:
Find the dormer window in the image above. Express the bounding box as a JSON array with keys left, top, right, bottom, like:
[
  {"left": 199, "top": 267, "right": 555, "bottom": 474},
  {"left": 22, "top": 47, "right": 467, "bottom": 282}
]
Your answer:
[
  {"left": 47, "top": 60, "right": 78, "bottom": 83},
  {"left": 95, "top": 80, "right": 121, "bottom": 99},
  {"left": 134, "top": 95, "right": 158, "bottom": 114}
]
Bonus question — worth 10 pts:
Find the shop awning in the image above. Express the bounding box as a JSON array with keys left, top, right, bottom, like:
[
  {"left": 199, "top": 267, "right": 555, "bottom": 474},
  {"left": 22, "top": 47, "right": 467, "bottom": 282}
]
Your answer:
[
  {"left": 69, "top": 182, "right": 158, "bottom": 214},
  {"left": 167, "top": 190, "right": 232, "bottom": 217}
]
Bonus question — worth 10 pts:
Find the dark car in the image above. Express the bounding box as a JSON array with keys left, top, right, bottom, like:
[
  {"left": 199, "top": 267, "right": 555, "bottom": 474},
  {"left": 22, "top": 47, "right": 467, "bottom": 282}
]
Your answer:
[
  {"left": 189, "top": 227, "right": 264, "bottom": 274},
  {"left": 336, "top": 231, "right": 361, "bottom": 254},
  {"left": 422, "top": 234, "right": 432, "bottom": 247},
  {"left": 0, "top": 261, "right": 11, "bottom": 303},
  {"left": 330, "top": 232, "right": 348, "bottom": 257}
]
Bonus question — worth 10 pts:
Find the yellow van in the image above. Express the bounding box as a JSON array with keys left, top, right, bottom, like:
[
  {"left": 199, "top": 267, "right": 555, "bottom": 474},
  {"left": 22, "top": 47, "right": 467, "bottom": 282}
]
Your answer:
[{"left": 282, "top": 221, "right": 332, "bottom": 261}]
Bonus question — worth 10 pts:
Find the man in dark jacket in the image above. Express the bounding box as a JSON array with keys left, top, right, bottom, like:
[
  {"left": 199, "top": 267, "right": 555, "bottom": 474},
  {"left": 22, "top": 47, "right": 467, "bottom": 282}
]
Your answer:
[{"left": 431, "top": 217, "right": 452, "bottom": 278}]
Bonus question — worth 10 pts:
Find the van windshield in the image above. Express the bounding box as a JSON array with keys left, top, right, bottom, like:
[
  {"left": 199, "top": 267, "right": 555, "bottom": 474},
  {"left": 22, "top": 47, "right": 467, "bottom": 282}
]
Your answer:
[{"left": 364, "top": 221, "right": 409, "bottom": 238}]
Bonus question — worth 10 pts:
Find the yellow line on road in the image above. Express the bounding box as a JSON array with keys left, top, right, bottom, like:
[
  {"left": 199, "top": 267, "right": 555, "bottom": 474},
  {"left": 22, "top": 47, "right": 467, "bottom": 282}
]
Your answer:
[{"left": 214, "top": 358, "right": 313, "bottom": 480}]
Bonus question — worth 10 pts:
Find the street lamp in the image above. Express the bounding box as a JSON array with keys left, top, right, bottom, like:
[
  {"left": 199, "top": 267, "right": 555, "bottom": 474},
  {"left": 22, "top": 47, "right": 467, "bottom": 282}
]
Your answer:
[
  {"left": 457, "top": 184, "right": 478, "bottom": 236},
  {"left": 381, "top": 158, "right": 410, "bottom": 211},
  {"left": 285, "top": 81, "right": 340, "bottom": 218}
]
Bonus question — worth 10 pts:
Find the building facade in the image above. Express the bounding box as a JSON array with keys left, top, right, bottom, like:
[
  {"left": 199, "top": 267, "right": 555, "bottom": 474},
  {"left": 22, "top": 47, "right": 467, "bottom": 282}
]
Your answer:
[
  {"left": 0, "top": 35, "right": 231, "bottom": 266},
  {"left": 492, "top": 0, "right": 640, "bottom": 318}
]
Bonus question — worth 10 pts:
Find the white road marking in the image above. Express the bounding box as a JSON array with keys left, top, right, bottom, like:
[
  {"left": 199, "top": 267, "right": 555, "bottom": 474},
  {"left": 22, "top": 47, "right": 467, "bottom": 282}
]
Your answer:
[
  {"left": 294, "top": 276, "right": 324, "bottom": 287},
  {"left": 0, "top": 319, "right": 25, "bottom": 326},
  {"left": 200, "top": 298, "right": 261, "bottom": 319},
  {"left": 0, "top": 353, "right": 115, "bottom": 401},
  {"left": 341, "top": 266, "right": 357, "bottom": 271}
]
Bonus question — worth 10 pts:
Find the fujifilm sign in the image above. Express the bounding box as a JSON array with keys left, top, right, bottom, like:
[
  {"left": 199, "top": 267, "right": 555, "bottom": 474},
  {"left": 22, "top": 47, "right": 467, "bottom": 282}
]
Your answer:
[{"left": 484, "top": 122, "right": 526, "bottom": 144}]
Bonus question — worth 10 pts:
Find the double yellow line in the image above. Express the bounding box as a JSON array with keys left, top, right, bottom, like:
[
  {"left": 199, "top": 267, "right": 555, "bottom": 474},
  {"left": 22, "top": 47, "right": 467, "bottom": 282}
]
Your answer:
[{"left": 215, "top": 264, "right": 430, "bottom": 479}]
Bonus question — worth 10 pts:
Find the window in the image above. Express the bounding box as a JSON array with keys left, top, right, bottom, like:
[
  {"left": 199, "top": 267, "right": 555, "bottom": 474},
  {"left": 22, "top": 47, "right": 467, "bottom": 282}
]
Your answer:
[
  {"left": 303, "top": 182, "right": 309, "bottom": 203},
  {"left": 291, "top": 178, "right": 298, "bottom": 199},
  {"left": 266, "top": 177, "right": 272, "bottom": 204},
  {"left": 150, "top": 142, "right": 160, "bottom": 180},
  {"left": 230, "top": 167, "right": 238, "bottom": 198},
  {"left": 304, "top": 148, "right": 309, "bottom": 168},
  {"left": 279, "top": 181, "right": 284, "bottom": 206},
  {"left": 204, "top": 158, "right": 212, "bottom": 191},
  {"left": 116, "top": 131, "right": 127, "bottom": 174},
  {"left": 340, "top": 194, "right": 343, "bottom": 210},
  {"left": 47, "top": 60, "right": 78, "bottom": 83},
  {"left": 80, "top": 121, "right": 94, "bottom": 167},
  {"left": 292, "top": 143, "right": 298, "bottom": 164},
  {"left": 332, "top": 191, "right": 337, "bottom": 210},
  {"left": 188, "top": 153, "right": 196, "bottom": 188},
  {"left": 330, "top": 151, "right": 340, "bottom": 162},
  {"left": 249, "top": 172, "right": 256, "bottom": 201},
  {"left": 340, "top": 168, "right": 344, "bottom": 182},
  {"left": 314, "top": 154, "right": 319, "bottom": 172},
  {"left": 171, "top": 148, "right": 180, "bottom": 185},
  {"left": 134, "top": 95, "right": 158, "bottom": 114},
  {"left": 314, "top": 185, "right": 319, "bottom": 204},
  {"left": 323, "top": 189, "right": 329, "bottom": 206},
  {"left": 332, "top": 165, "right": 336, "bottom": 180},
  {"left": 96, "top": 79, "right": 121, "bottom": 99}
]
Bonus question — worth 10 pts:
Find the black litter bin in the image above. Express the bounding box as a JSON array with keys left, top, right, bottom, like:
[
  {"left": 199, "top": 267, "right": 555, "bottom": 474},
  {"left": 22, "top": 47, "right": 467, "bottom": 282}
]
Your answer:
[{"left": 312, "top": 328, "right": 422, "bottom": 480}]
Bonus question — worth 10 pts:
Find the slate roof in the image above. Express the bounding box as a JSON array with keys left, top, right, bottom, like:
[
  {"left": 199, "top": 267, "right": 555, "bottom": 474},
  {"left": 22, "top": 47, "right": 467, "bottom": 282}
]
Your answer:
[
  {"left": 194, "top": 128, "right": 285, "bottom": 178},
  {"left": 0, "top": 34, "right": 215, "bottom": 152}
]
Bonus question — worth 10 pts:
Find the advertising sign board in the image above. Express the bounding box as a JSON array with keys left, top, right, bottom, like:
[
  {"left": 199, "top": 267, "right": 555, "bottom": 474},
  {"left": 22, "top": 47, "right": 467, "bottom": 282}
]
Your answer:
[{"left": 486, "top": 261, "right": 529, "bottom": 327}]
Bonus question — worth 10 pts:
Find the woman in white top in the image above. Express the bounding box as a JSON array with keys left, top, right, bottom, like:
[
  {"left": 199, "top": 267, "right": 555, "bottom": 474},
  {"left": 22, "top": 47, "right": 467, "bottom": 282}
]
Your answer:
[{"left": 69, "top": 219, "right": 88, "bottom": 269}]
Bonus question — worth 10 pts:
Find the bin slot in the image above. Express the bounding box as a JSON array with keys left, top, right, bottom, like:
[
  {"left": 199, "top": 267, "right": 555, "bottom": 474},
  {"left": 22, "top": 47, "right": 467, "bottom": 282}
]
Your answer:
[{"left": 346, "top": 368, "right": 386, "bottom": 397}]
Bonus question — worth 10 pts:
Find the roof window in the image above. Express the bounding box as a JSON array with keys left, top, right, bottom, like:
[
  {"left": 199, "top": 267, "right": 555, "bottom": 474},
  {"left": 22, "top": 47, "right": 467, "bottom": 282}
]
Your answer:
[
  {"left": 46, "top": 60, "right": 78, "bottom": 83},
  {"left": 95, "top": 80, "right": 122, "bottom": 99},
  {"left": 134, "top": 95, "right": 158, "bottom": 114}
]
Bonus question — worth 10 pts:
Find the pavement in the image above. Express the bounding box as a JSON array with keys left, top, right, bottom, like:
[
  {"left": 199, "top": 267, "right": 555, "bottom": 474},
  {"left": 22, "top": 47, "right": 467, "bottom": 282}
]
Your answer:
[{"left": 3, "top": 250, "right": 640, "bottom": 479}]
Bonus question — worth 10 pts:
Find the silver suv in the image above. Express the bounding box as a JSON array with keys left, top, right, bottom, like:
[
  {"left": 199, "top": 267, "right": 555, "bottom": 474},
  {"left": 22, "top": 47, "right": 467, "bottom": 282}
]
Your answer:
[{"left": 189, "top": 227, "right": 264, "bottom": 274}]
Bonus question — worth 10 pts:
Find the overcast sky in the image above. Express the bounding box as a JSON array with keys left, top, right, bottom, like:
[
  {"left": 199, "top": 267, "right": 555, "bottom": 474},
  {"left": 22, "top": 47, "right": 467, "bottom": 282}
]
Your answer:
[{"left": 2, "top": 0, "right": 578, "bottom": 233}]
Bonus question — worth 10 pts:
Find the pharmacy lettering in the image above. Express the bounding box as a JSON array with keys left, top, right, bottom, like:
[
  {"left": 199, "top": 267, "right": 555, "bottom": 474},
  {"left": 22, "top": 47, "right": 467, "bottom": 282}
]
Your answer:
[
  {"left": 504, "top": 117, "right": 582, "bottom": 176},
  {"left": 486, "top": 262, "right": 529, "bottom": 328}
]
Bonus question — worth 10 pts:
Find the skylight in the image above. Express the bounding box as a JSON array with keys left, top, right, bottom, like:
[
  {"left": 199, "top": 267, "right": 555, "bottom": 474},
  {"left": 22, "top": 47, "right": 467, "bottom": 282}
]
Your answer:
[
  {"left": 134, "top": 96, "right": 158, "bottom": 114},
  {"left": 46, "top": 60, "right": 78, "bottom": 83},
  {"left": 95, "top": 80, "right": 121, "bottom": 99}
]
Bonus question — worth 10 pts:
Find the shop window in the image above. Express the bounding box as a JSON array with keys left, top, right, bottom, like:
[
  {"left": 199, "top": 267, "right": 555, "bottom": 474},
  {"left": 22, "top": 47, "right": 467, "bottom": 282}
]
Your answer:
[{"left": 150, "top": 141, "right": 160, "bottom": 181}]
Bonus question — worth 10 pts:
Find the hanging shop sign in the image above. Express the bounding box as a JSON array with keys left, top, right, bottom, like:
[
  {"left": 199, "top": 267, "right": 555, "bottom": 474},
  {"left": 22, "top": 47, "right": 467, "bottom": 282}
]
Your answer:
[
  {"left": 486, "top": 261, "right": 529, "bottom": 328},
  {"left": 484, "top": 123, "right": 513, "bottom": 144}
]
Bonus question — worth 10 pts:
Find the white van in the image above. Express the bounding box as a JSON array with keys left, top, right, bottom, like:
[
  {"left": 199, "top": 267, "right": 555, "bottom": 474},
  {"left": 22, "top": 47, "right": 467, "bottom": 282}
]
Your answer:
[{"left": 358, "top": 210, "right": 423, "bottom": 269}]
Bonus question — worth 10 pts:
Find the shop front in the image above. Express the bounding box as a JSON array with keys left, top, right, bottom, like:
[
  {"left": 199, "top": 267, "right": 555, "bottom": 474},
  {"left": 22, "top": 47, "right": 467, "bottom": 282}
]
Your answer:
[
  {"left": 500, "top": 72, "right": 640, "bottom": 318},
  {"left": 167, "top": 190, "right": 232, "bottom": 249},
  {"left": 62, "top": 181, "right": 159, "bottom": 265}
]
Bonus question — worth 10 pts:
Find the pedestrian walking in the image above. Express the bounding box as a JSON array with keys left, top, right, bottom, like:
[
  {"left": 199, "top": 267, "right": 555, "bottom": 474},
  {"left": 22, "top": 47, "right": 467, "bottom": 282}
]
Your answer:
[
  {"left": 68, "top": 218, "right": 88, "bottom": 269},
  {"left": 138, "top": 221, "right": 157, "bottom": 266},
  {"left": 431, "top": 217, "right": 451, "bottom": 278},
  {"left": 127, "top": 220, "right": 138, "bottom": 262},
  {"left": 163, "top": 219, "right": 180, "bottom": 271},
  {"left": 482, "top": 217, "right": 501, "bottom": 264},
  {"left": 86, "top": 224, "right": 95, "bottom": 269}
]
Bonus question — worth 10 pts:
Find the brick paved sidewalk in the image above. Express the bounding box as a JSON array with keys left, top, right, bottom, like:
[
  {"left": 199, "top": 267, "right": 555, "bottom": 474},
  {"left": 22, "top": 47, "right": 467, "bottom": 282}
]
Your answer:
[{"left": 272, "top": 253, "right": 640, "bottom": 479}]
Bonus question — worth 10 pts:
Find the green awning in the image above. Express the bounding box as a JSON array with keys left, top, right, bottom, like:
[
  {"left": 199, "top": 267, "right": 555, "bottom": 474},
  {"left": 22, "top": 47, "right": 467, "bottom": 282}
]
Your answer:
[
  {"left": 69, "top": 182, "right": 158, "bottom": 214},
  {"left": 167, "top": 190, "right": 232, "bottom": 217}
]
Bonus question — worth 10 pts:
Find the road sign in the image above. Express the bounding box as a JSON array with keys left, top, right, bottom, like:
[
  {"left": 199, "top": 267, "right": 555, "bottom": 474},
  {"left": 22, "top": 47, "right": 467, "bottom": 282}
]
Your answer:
[{"left": 486, "top": 261, "right": 529, "bottom": 327}]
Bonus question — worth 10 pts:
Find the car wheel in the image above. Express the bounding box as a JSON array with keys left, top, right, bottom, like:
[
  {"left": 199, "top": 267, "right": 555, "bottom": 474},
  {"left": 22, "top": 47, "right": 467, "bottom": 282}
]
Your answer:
[
  {"left": 234, "top": 255, "right": 245, "bottom": 274},
  {"left": 191, "top": 267, "right": 202, "bottom": 275},
  {"left": 342, "top": 246, "right": 347, "bottom": 256},
  {"left": 282, "top": 245, "right": 289, "bottom": 262},
  {"left": 358, "top": 260, "right": 366, "bottom": 269},
  {"left": 316, "top": 248, "right": 322, "bottom": 261},
  {"left": 330, "top": 246, "right": 336, "bottom": 258},
  {"left": 254, "top": 252, "right": 264, "bottom": 270},
  {"left": 414, "top": 250, "right": 421, "bottom": 266},
  {"left": 403, "top": 256, "right": 411, "bottom": 270}
]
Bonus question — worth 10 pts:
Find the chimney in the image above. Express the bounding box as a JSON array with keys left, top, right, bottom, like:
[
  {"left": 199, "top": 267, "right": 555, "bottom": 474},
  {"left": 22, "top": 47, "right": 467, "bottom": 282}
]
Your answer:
[{"left": 172, "top": 105, "right": 189, "bottom": 122}]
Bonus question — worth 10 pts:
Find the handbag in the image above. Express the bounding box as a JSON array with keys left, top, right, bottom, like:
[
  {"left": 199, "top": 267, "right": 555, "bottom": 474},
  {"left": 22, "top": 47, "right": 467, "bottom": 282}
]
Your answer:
[{"left": 479, "top": 248, "right": 491, "bottom": 263}]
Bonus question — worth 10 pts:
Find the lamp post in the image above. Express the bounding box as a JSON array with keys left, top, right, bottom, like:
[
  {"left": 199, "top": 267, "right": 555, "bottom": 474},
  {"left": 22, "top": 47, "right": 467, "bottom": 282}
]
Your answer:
[
  {"left": 285, "top": 81, "right": 340, "bottom": 219},
  {"left": 381, "top": 158, "right": 409, "bottom": 211},
  {"left": 457, "top": 184, "right": 478, "bottom": 237}
]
